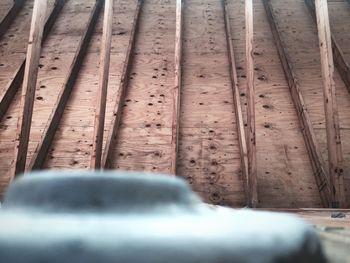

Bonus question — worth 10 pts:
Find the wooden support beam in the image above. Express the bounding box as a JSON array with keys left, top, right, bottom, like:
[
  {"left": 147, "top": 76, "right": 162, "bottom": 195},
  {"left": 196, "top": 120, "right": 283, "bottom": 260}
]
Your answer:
[
  {"left": 245, "top": 0, "right": 258, "bottom": 208},
  {"left": 170, "top": 0, "right": 183, "bottom": 175},
  {"left": 314, "top": 0, "right": 345, "bottom": 207},
  {"left": 9, "top": 0, "right": 48, "bottom": 178},
  {"left": 305, "top": 0, "right": 350, "bottom": 95},
  {"left": 90, "top": 0, "right": 113, "bottom": 169},
  {"left": 0, "top": 0, "right": 25, "bottom": 40},
  {"left": 222, "top": 0, "right": 250, "bottom": 207},
  {"left": 0, "top": 0, "right": 65, "bottom": 121},
  {"left": 263, "top": 0, "right": 332, "bottom": 207},
  {"left": 102, "top": 0, "right": 143, "bottom": 168},
  {"left": 28, "top": 0, "right": 103, "bottom": 170}
]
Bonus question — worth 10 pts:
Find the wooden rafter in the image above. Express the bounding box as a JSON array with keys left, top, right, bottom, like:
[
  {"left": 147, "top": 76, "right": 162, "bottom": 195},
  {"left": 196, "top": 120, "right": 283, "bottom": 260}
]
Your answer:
[
  {"left": 305, "top": 0, "right": 350, "bottom": 95},
  {"left": 90, "top": 0, "right": 113, "bottom": 169},
  {"left": 9, "top": 0, "right": 48, "bottom": 178},
  {"left": 0, "top": 0, "right": 65, "bottom": 121},
  {"left": 28, "top": 0, "right": 103, "bottom": 170},
  {"left": 314, "top": 0, "right": 345, "bottom": 207},
  {"left": 170, "top": 0, "right": 183, "bottom": 175},
  {"left": 245, "top": 0, "right": 258, "bottom": 207},
  {"left": 0, "top": 0, "right": 25, "bottom": 40},
  {"left": 263, "top": 0, "right": 332, "bottom": 207},
  {"left": 222, "top": 0, "right": 250, "bottom": 207},
  {"left": 102, "top": 0, "right": 143, "bottom": 168}
]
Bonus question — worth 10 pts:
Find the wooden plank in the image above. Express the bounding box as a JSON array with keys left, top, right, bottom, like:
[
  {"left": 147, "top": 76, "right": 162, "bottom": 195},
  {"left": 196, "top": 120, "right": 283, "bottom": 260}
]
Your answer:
[
  {"left": 314, "top": 0, "right": 345, "bottom": 207},
  {"left": 263, "top": 0, "right": 332, "bottom": 207},
  {"left": 170, "top": 0, "right": 183, "bottom": 175},
  {"left": 0, "top": 0, "right": 65, "bottom": 121},
  {"left": 9, "top": 0, "right": 47, "bottom": 178},
  {"left": 28, "top": 0, "right": 103, "bottom": 170},
  {"left": 222, "top": 0, "right": 250, "bottom": 206},
  {"left": 245, "top": 0, "right": 258, "bottom": 208},
  {"left": 102, "top": 0, "right": 143, "bottom": 168},
  {"left": 0, "top": 0, "right": 25, "bottom": 40},
  {"left": 305, "top": 0, "right": 350, "bottom": 96},
  {"left": 90, "top": 0, "right": 113, "bottom": 169}
]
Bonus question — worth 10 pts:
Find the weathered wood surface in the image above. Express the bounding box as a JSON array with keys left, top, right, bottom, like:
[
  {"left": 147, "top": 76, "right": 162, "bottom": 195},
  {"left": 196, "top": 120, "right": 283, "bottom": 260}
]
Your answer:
[
  {"left": 29, "top": 0, "right": 102, "bottom": 170},
  {"left": 305, "top": 0, "right": 350, "bottom": 106},
  {"left": 222, "top": 0, "right": 250, "bottom": 207},
  {"left": 314, "top": 0, "right": 345, "bottom": 207},
  {"left": 10, "top": 0, "right": 47, "bottom": 178},
  {"left": 170, "top": 0, "right": 182, "bottom": 175},
  {"left": 0, "top": 0, "right": 25, "bottom": 40},
  {"left": 102, "top": 0, "right": 143, "bottom": 169},
  {"left": 265, "top": 0, "right": 350, "bottom": 207},
  {"left": 0, "top": 0, "right": 63, "bottom": 121},
  {"left": 245, "top": 0, "right": 258, "bottom": 208},
  {"left": 90, "top": 0, "right": 113, "bottom": 169},
  {"left": 0, "top": 0, "right": 349, "bottom": 207}
]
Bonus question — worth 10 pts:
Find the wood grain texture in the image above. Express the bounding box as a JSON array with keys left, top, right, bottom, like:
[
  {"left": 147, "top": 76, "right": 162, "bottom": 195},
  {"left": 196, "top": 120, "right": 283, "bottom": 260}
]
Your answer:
[
  {"left": 170, "top": 0, "right": 182, "bottom": 175},
  {"left": 177, "top": 0, "right": 245, "bottom": 207},
  {"left": 102, "top": 0, "right": 143, "bottom": 169},
  {"left": 9, "top": 0, "right": 47, "bottom": 178},
  {"left": 315, "top": 0, "right": 345, "bottom": 207},
  {"left": 245, "top": 0, "right": 258, "bottom": 207},
  {"left": 305, "top": 0, "right": 350, "bottom": 97},
  {"left": 90, "top": 0, "right": 113, "bottom": 169},
  {"left": 0, "top": 0, "right": 25, "bottom": 40},
  {"left": 0, "top": 0, "right": 64, "bottom": 121},
  {"left": 222, "top": 0, "right": 249, "bottom": 207},
  {"left": 264, "top": 0, "right": 332, "bottom": 207},
  {"left": 28, "top": 0, "right": 103, "bottom": 170},
  {"left": 0, "top": 0, "right": 349, "bottom": 208}
]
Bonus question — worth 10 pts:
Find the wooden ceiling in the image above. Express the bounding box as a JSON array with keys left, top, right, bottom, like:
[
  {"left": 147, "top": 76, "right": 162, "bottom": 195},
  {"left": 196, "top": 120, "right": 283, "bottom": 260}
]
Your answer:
[{"left": 0, "top": 0, "right": 349, "bottom": 208}]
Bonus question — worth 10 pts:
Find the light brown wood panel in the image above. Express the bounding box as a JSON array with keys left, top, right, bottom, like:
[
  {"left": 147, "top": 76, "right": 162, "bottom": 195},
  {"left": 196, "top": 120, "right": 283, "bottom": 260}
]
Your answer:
[
  {"left": 270, "top": 0, "right": 350, "bottom": 207},
  {"left": 44, "top": 0, "right": 138, "bottom": 170},
  {"left": 177, "top": 0, "right": 245, "bottom": 206},
  {"left": 228, "top": 0, "right": 323, "bottom": 207},
  {"left": 110, "top": 0, "right": 176, "bottom": 173}
]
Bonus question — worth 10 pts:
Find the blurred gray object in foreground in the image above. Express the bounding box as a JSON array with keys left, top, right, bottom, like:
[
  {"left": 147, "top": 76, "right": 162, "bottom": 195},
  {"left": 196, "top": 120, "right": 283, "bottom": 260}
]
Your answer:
[{"left": 0, "top": 171, "right": 327, "bottom": 263}]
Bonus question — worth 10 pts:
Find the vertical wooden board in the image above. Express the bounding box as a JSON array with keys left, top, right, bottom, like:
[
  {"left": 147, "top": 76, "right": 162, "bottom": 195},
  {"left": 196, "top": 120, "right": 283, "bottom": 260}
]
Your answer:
[
  {"left": 270, "top": 0, "right": 350, "bottom": 207},
  {"left": 110, "top": 0, "right": 176, "bottom": 172},
  {"left": 227, "top": 0, "right": 322, "bottom": 207},
  {"left": 177, "top": 0, "right": 245, "bottom": 206}
]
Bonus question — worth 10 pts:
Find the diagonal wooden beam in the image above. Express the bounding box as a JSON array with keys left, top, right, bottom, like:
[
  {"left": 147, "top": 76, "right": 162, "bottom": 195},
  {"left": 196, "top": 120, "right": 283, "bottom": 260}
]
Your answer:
[
  {"left": 170, "top": 0, "right": 183, "bottom": 175},
  {"left": 314, "top": 0, "right": 345, "bottom": 207},
  {"left": 28, "top": 0, "right": 103, "bottom": 170},
  {"left": 222, "top": 0, "right": 250, "bottom": 207},
  {"left": 102, "top": 0, "right": 143, "bottom": 169},
  {"left": 90, "top": 0, "right": 113, "bottom": 169},
  {"left": 263, "top": 0, "right": 332, "bottom": 207},
  {"left": 0, "top": 0, "right": 65, "bottom": 121},
  {"left": 245, "top": 0, "right": 258, "bottom": 208},
  {"left": 305, "top": 0, "right": 350, "bottom": 96},
  {"left": 0, "top": 0, "right": 25, "bottom": 40},
  {"left": 9, "top": 0, "right": 48, "bottom": 178}
]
